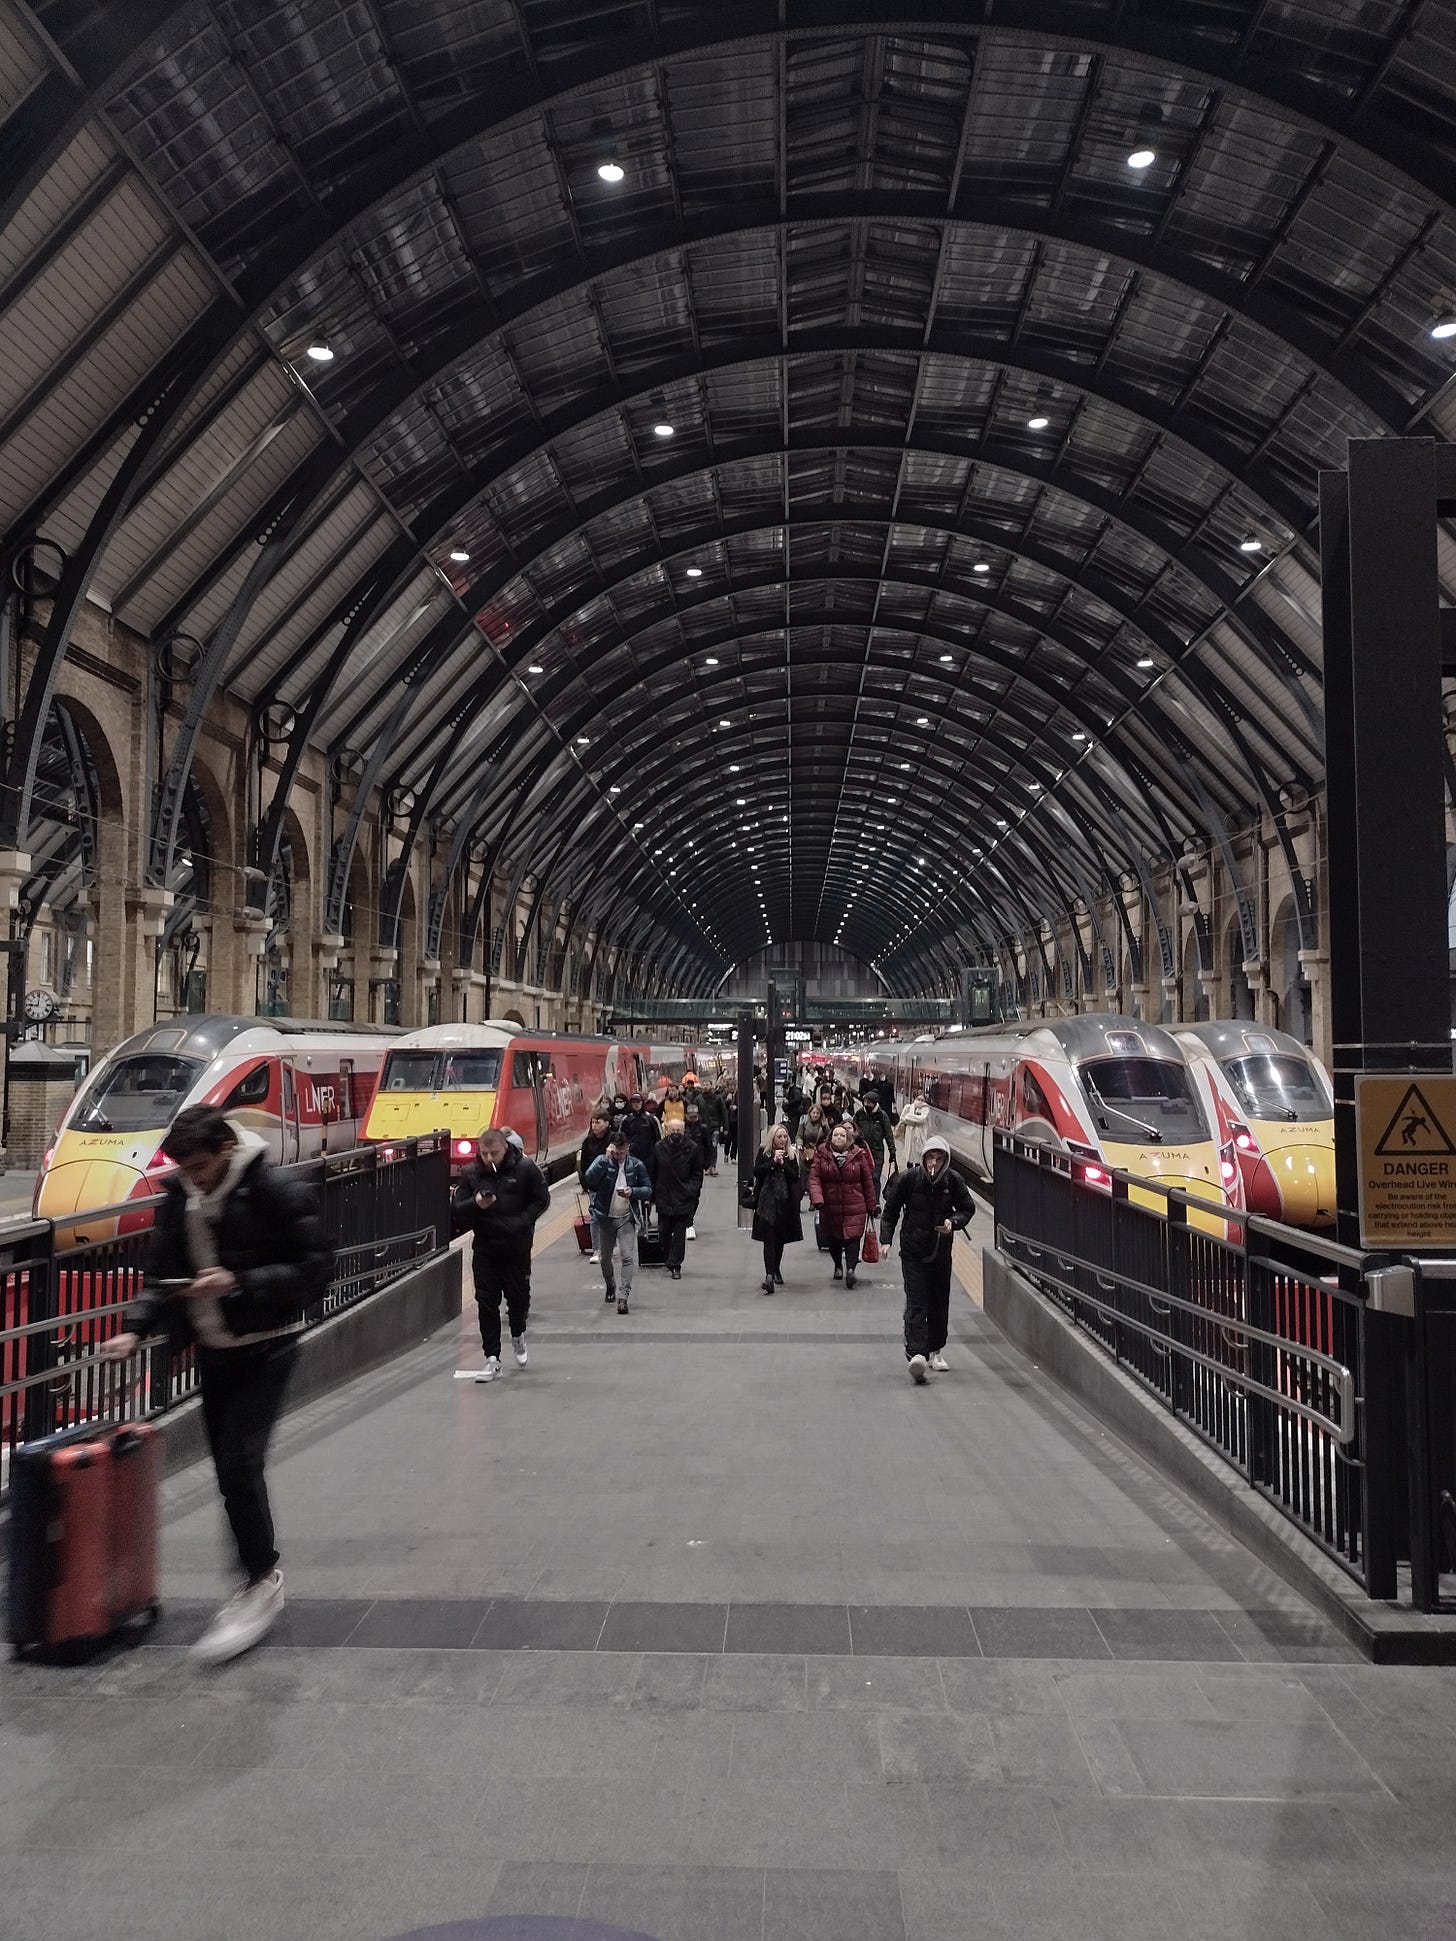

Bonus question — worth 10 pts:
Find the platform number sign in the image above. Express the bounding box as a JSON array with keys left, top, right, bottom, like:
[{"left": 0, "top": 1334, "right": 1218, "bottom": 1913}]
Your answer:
[{"left": 1355, "top": 1074, "right": 1456, "bottom": 1249}]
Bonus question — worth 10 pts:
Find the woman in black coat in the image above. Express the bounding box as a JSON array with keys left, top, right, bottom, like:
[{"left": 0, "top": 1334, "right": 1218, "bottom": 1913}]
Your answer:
[{"left": 751, "top": 1122, "right": 803, "bottom": 1294}]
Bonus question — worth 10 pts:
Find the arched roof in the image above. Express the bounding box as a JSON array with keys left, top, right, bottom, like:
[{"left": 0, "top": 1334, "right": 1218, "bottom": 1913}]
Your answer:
[{"left": 3, "top": 1, "right": 1456, "bottom": 992}]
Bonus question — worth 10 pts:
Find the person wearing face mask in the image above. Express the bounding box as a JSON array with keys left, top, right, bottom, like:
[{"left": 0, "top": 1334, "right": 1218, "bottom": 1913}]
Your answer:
[
  {"left": 879, "top": 1135, "right": 975, "bottom": 1384},
  {"left": 807, "top": 1120, "right": 879, "bottom": 1288},
  {"left": 751, "top": 1122, "right": 803, "bottom": 1293},
  {"left": 620, "top": 1093, "right": 661, "bottom": 1164},
  {"left": 648, "top": 1111, "right": 703, "bottom": 1280},
  {"left": 452, "top": 1127, "right": 551, "bottom": 1383}
]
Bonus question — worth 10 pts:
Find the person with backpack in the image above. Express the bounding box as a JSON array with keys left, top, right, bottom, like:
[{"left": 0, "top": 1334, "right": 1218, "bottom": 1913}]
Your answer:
[
  {"left": 102, "top": 1105, "right": 332, "bottom": 1664},
  {"left": 582, "top": 1127, "right": 653, "bottom": 1313},
  {"left": 879, "top": 1135, "right": 975, "bottom": 1384},
  {"left": 751, "top": 1123, "right": 803, "bottom": 1293}
]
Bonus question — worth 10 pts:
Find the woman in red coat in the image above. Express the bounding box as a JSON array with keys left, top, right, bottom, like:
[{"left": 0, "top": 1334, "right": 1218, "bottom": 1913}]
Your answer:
[{"left": 809, "top": 1120, "right": 879, "bottom": 1288}]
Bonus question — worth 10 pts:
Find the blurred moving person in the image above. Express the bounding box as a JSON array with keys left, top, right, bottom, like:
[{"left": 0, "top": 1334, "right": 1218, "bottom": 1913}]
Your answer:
[
  {"left": 723, "top": 1088, "right": 739, "bottom": 1162},
  {"left": 649, "top": 1114, "right": 703, "bottom": 1280},
  {"left": 454, "top": 1127, "right": 551, "bottom": 1383},
  {"left": 880, "top": 1136, "right": 975, "bottom": 1385},
  {"left": 620, "top": 1093, "right": 660, "bottom": 1164},
  {"left": 103, "top": 1105, "right": 331, "bottom": 1665},
  {"left": 699, "top": 1082, "right": 728, "bottom": 1175},
  {"left": 808, "top": 1121, "right": 879, "bottom": 1289},
  {"left": 752, "top": 1124, "right": 803, "bottom": 1294},
  {"left": 583, "top": 1127, "right": 652, "bottom": 1314},
  {"left": 683, "top": 1102, "right": 710, "bottom": 1238},
  {"left": 578, "top": 1109, "right": 613, "bottom": 1262}
]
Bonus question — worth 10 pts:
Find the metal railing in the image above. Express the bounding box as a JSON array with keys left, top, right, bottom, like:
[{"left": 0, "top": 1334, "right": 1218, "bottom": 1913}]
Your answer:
[
  {"left": 992, "top": 1132, "right": 1399, "bottom": 1599},
  {"left": 0, "top": 1134, "right": 450, "bottom": 1491}
]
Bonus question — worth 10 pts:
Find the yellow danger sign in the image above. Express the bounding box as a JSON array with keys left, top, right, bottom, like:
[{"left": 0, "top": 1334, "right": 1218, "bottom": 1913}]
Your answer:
[{"left": 1356, "top": 1074, "right": 1456, "bottom": 1248}]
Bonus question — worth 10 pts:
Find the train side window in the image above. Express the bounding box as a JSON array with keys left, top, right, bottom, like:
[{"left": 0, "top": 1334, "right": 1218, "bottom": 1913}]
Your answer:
[
  {"left": 512, "top": 1052, "right": 534, "bottom": 1087},
  {"left": 223, "top": 1063, "right": 270, "bottom": 1109},
  {"left": 536, "top": 1053, "right": 553, "bottom": 1079},
  {"left": 1022, "top": 1069, "right": 1052, "bottom": 1121}
]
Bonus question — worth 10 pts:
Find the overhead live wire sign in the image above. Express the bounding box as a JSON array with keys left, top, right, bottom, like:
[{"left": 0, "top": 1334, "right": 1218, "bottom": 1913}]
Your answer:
[{"left": 1355, "top": 1074, "right": 1456, "bottom": 1248}]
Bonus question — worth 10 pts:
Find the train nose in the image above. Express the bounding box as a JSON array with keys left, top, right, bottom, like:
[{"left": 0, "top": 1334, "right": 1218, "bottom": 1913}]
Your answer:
[{"left": 1262, "top": 1144, "right": 1337, "bottom": 1228}]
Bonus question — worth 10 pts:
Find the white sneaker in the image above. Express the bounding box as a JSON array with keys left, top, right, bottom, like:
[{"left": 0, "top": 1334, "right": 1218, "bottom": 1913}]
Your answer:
[
  {"left": 512, "top": 1334, "right": 528, "bottom": 1367},
  {"left": 589, "top": 1251, "right": 600, "bottom": 1264},
  {"left": 929, "top": 1352, "right": 950, "bottom": 1372},
  {"left": 687, "top": 1225, "right": 697, "bottom": 1241},
  {"left": 909, "top": 1354, "right": 928, "bottom": 1385},
  {"left": 192, "top": 1571, "right": 284, "bottom": 1666},
  {"left": 475, "top": 1355, "right": 502, "bottom": 1383}
]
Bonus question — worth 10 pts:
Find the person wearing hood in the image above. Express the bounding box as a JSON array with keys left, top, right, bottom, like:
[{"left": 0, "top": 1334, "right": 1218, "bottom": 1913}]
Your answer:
[
  {"left": 453, "top": 1127, "right": 551, "bottom": 1384},
  {"left": 102, "top": 1106, "right": 332, "bottom": 1664},
  {"left": 619, "top": 1094, "right": 660, "bottom": 1164},
  {"left": 879, "top": 1136, "right": 975, "bottom": 1384}
]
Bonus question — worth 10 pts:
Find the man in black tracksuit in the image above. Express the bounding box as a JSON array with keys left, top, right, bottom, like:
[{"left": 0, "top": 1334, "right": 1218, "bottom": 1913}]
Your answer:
[
  {"left": 879, "top": 1135, "right": 975, "bottom": 1385},
  {"left": 620, "top": 1095, "right": 661, "bottom": 1164},
  {"left": 648, "top": 1119, "right": 703, "bottom": 1280},
  {"left": 105, "top": 1105, "right": 332, "bottom": 1663},
  {"left": 453, "top": 1127, "right": 551, "bottom": 1382}
]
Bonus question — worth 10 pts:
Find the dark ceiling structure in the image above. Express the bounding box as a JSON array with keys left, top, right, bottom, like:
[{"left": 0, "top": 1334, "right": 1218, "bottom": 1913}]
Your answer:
[{"left": 2, "top": 0, "right": 1455, "bottom": 996}]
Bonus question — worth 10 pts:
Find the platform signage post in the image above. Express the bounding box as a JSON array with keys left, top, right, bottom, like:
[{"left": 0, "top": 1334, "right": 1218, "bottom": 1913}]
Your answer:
[
  {"left": 1355, "top": 1075, "right": 1456, "bottom": 1250},
  {"left": 736, "top": 1008, "right": 756, "bottom": 1226}
]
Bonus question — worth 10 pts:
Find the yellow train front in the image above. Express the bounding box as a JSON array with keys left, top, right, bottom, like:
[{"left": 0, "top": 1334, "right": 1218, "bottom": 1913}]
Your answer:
[
  {"left": 1174, "top": 1022, "right": 1335, "bottom": 1229},
  {"left": 362, "top": 1024, "right": 508, "bottom": 1167}
]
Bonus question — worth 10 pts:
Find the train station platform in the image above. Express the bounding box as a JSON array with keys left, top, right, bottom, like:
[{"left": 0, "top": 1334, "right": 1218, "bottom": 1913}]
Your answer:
[{"left": 6, "top": 1170, "right": 1456, "bottom": 1941}]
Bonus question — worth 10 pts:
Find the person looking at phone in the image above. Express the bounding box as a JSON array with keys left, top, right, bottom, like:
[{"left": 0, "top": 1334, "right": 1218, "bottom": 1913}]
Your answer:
[
  {"left": 750, "top": 1123, "right": 803, "bottom": 1294},
  {"left": 102, "top": 1105, "right": 331, "bottom": 1664},
  {"left": 453, "top": 1126, "right": 551, "bottom": 1383}
]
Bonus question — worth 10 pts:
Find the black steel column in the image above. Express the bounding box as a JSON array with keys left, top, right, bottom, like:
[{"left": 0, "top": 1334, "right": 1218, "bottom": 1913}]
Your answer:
[
  {"left": 765, "top": 978, "right": 781, "bottom": 1123},
  {"left": 1320, "top": 439, "right": 1451, "bottom": 1604},
  {"left": 736, "top": 1009, "right": 756, "bottom": 1219}
]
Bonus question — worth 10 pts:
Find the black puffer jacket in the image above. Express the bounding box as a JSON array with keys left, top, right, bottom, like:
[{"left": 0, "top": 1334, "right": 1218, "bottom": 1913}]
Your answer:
[
  {"left": 751, "top": 1150, "right": 803, "bottom": 1244},
  {"left": 619, "top": 1109, "right": 660, "bottom": 1163},
  {"left": 649, "top": 1129, "right": 703, "bottom": 1216},
  {"left": 127, "top": 1152, "right": 332, "bottom": 1347},
  {"left": 452, "top": 1148, "right": 551, "bottom": 1254},
  {"left": 879, "top": 1159, "right": 975, "bottom": 1263},
  {"left": 578, "top": 1127, "right": 611, "bottom": 1185}
]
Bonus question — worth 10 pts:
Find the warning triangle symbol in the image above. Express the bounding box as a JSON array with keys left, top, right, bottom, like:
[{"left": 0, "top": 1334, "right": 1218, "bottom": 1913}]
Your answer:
[{"left": 1373, "top": 1083, "right": 1456, "bottom": 1157}]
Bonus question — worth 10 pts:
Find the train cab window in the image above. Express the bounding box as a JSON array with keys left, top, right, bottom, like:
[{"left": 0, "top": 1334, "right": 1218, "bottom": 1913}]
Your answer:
[
  {"left": 71, "top": 1055, "right": 203, "bottom": 1133},
  {"left": 1021, "top": 1069, "right": 1053, "bottom": 1121},
  {"left": 382, "top": 1053, "right": 438, "bottom": 1092},
  {"left": 512, "top": 1052, "right": 535, "bottom": 1087},
  {"left": 1079, "top": 1057, "right": 1207, "bottom": 1143},
  {"left": 1222, "top": 1055, "right": 1331, "bottom": 1122},
  {"left": 441, "top": 1051, "right": 502, "bottom": 1090},
  {"left": 223, "top": 1063, "right": 270, "bottom": 1109}
]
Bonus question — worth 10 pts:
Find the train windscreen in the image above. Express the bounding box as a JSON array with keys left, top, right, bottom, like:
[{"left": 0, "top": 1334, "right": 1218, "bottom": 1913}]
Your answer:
[
  {"left": 380, "top": 1049, "right": 503, "bottom": 1092},
  {"left": 1222, "top": 1054, "right": 1331, "bottom": 1122},
  {"left": 70, "top": 1054, "right": 203, "bottom": 1133},
  {"left": 1078, "top": 1056, "right": 1208, "bottom": 1144}
]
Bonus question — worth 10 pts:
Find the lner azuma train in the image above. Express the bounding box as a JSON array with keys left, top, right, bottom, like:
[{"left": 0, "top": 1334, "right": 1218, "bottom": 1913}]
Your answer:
[
  {"left": 34, "top": 1015, "right": 402, "bottom": 1228},
  {"left": 1172, "top": 1021, "right": 1335, "bottom": 1229},
  {"left": 890, "top": 1015, "right": 1234, "bottom": 1232}
]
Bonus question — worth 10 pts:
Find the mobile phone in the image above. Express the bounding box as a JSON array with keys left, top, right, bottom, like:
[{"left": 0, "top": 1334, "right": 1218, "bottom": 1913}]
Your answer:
[{"left": 151, "top": 1277, "right": 193, "bottom": 1290}]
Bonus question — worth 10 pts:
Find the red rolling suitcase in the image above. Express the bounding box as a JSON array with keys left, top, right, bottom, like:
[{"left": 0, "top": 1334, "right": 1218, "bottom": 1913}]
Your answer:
[{"left": 8, "top": 1421, "right": 161, "bottom": 1660}]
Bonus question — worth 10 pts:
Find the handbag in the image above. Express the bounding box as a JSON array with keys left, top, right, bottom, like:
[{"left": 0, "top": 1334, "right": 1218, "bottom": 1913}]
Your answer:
[
  {"left": 739, "top": 1178, "right": 758, "bottom": 1209},
  {"left": 861, "top": 1227, "right": 881, "bottom": 1265}
]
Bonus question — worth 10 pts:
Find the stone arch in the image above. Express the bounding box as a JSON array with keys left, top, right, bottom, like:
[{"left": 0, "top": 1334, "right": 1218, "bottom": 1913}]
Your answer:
[
  {"left": 1182, "top": 927, "right": 1210, "bottom": 1023},
  {"left": 1227, "top": 917, "right": 1255, "bottom": 1021},
  {"left": 1271, "top": 895, "right": 1310, "bottom": 1045}
]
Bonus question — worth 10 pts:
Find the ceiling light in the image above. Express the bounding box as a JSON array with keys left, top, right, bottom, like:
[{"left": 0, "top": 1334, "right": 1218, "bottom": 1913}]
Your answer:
[
  {"left": 527, "top": 663, "right": 544, "bottom": 674},
  {"left": 973, "top": 562, "right": 990, "bottom": 575},
  {"left": 1137, "top": 656, "right": 1155, "bottom": 670},
  {"left": 1027, "top": 413, "right": 1050, "bottom": 431},
  {"left": 729, "top": 764, "right": 740, "bottom": 772},
  {"left": 633, "top": 821, "right": 645, "bottom": 830},
  {"left": 597, "top": 159, "right": 625, "bottom": 183},
  {"left": 939, "top": 653, "right": 953, "bottom": 664},
  {"left": 1072, "top": 731, "right": 1087, "bottom": 742},
  {"left": 1126, "top": 146, "right": 1156, "bottom": 170},
  {"left": 653, "top": 422, "right": 675, "bottom": 439},
  {"left": 305, "top": 342, "right": 334, "bottom": 362},
  {"left": 1239, "top": 534, "right": 1263, "bottom": 553},
  {"left": 1431, "top": 311, "right": 1456, "bottom": 340},
  {"left": 736, "top": 796, "right": 746, "bottom": 805},
  {"left": 916, "top": 716, "right": 929, "bottom": 727},
  {"left": 685, "top": 566, "right": 703, "bottom": 579},
  {"left": 448, "top": 548, "right": 470, "bottom": 563},
  {"left": 704, "top": 656, "right": 719, "bottom": 666},
  {"left": 900, "top": 762, "right": 912, "bottom": 771},
  {"left": 719, "top": 717, "right": 731, "bottom": 727}
]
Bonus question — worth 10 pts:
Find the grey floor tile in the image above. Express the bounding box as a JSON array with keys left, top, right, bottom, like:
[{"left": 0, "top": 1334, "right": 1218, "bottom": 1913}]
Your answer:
[
  {"left": 578, "top": 1862, "right": 765, "bottom": 1941},
  {"left": 728, "top": 1710, "right": 884, "bottom": 1785},
  {"left": 989, "top": 1714, "right": 1096, "bottom": 1788},
  {"left": 632, "top": 1653, "right": 710, "bottom": 1709},
  {"left": 1078, "top": 1716, "right": 1387, "bottom": 1799},
  {"left": 702, "top": 1653, "right": 808, "bottom": 1712},
  {"left": 937, "top": 1658, "right": 1070, "bottom": 1717},
  {"left": 840, "top": 1781, "right": 941, "bottom": 1866},
  {"left": 849, "top": 1604, "right": 980, "bottom": 1658},
  {"left": 970, "top": 1607, "right": 1111, "bottom": 1660},
  {"left": 343, "top": 1597, "right": 486, "bottom": 1649},
  {"left": 473, "top": 1597, "right": 611, "bottom": 1652},
  {"left": 486, "top": 1859, "right": 588, "bottom": 1918},
  {"left": 900, "top": 1863, "right": 1060, "bottom": 1941},
  {"left": 762, "top": 1864, "right": 906, "bottom": 1940},
  {"left": 726, "top": 1602, "right": 853, "bottom": 1655},
  {"left": 492, "top": 1649, "right": 642, "bottom": 1707},
  {"left": 924, "top": 1782, "right": 1070, "bottom": 1869},
  {"left": 1090, "top": 1607, "right": 1244, "bottom": 1662},
  {"left": 1053, "top": 1668, "right": 1219, "bottom": 1720},
  {"left": 879, "top": 1713, "right": 999, "bottom": 1783},
  {"left": 598, "top": 1600, "right": 729, "bottom": 1654},
  {"left": 809, "top": 1655, "right": 949, "bottom": 1714},
  {"left": 258, "top": 1598, "right": 376, "bottom": 1648},
  {"left": 388, "top": 1647, "right": 512, "bottom": 1704}
]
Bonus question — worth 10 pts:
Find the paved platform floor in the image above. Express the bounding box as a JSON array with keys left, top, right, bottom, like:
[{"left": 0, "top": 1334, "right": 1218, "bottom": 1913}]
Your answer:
[{"left": 7, "top": 1168, "right": 1456, "bottom": 1940}]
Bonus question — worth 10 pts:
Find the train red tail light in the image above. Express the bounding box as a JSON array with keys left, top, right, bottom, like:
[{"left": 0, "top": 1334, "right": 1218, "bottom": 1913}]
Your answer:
[
  {"left": 1067, "top": 1141, "right": 1110, "bottom": 1189},
  {"left": 145, "top": 1150, "right": 175, "bottom": 1173},
  {"left": 1232, "top": 1122, "right": 1259, "bottom": 1155},
  {"left": 40, "top": 1146, "right": 53, "bottom": 1173},
  {"left": 454, "top": 1139, "right": 474, "bottom": 1158}
]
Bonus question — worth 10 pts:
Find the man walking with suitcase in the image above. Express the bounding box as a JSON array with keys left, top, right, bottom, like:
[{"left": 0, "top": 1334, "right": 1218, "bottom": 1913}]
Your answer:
[
  {"left": 104, "top": 1106, "right": 332, "bottom": 1664},
  {"left": 454, "top": 1127, "right": 552, "bottom": 1382},
  {"left": 879, "top": 1136, "right": 975, "bottom": 1385}
]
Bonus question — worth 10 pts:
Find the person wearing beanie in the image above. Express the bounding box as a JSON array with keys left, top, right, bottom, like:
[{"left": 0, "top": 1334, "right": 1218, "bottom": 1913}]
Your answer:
[{"left": 879, "top": 1136, "right": 974, "bottom": 1384}]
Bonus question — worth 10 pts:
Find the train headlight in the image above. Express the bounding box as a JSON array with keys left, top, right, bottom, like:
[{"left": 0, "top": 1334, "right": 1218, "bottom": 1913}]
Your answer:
[{"left": 455, "top": 1139, "right": 475, "bottom": 1158}]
